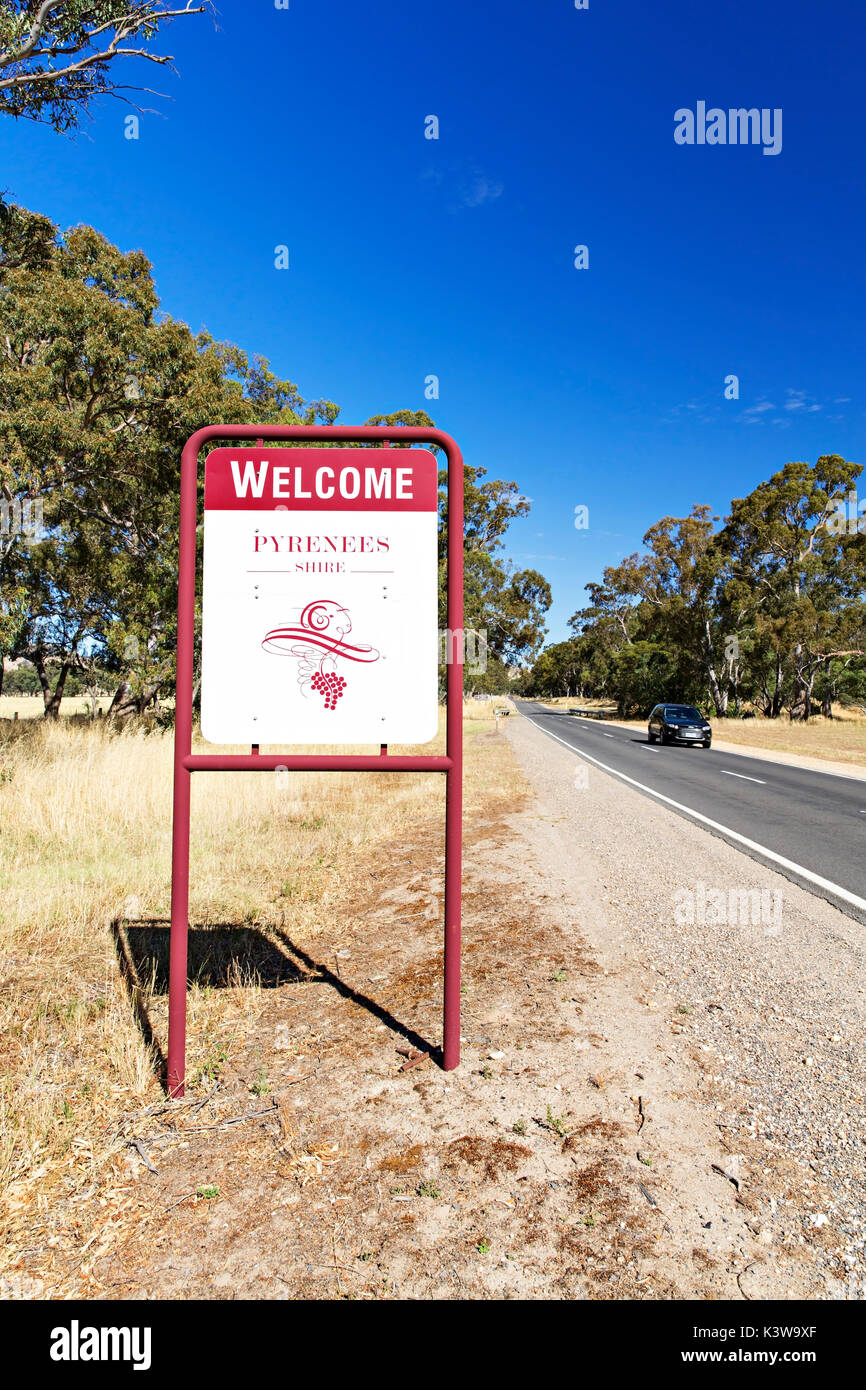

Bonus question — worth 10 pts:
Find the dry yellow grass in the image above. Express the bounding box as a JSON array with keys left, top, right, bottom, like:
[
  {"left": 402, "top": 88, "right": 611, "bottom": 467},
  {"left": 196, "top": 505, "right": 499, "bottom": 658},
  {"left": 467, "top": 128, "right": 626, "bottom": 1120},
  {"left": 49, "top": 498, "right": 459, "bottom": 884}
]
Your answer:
[
  {"left": 462, "top": 696, "right": 514, "bottom": 719},
  {"left": 0, "top": 710, "right": 524, "bottom": 1290},
  {"left": 706, "top": 711, "right": 866, "bottom": 765},
  {"left": 0, "top": 694, "right": 103, "bottom": 720},
  {"left": 2, "top": 695, "right": 508, "bottom": 722}
]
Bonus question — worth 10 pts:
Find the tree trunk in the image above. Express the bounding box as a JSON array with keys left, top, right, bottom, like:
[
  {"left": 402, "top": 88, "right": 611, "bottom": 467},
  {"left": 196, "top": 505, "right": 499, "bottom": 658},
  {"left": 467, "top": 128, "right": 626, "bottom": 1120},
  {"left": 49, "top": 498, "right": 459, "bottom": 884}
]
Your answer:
[
  {"left": 108, "top": 680, "right": 137, "bottom": 719},
  {"left": 34, "top": 651, "right": 53, "bottom": 715},
  {"left": 770, "top": 657, "right": 784, "bottom": 718},
  {"left": 137, "top": 685, "right": 159, "bottom": 715},
  {"left": 703, "top": 622, "right": 729, "bottom": 716},
  {"left": 790, "top": 664, "right": 817, "bottom": 722},
  {"left": 821, "top": 657, "right": 833, "bottom": 718},
  {"left": 44, "top": 660, "right": 72, "bottom": 719},
  {"left": 804, "top": 667, "right": 817, "bottom": 720},
  {"left": 108, "top": 680, "right": 160, "bottom": 720},
  {"left": 705, "top": 663, "right": 728, "bottom": 716}
]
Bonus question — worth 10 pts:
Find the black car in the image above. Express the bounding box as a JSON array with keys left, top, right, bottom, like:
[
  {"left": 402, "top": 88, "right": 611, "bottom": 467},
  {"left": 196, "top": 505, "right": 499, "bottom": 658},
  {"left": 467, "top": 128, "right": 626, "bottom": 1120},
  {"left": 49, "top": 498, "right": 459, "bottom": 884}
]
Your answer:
[{"left": 648, "top": 703, "right": 712, "bottom": 747}]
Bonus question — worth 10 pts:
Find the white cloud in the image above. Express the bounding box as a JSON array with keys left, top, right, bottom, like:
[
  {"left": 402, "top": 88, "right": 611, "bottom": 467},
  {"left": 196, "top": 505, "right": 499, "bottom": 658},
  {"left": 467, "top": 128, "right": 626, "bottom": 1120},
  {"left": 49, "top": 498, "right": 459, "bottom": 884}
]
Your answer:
[
  {"left": 459, "top": 172, "right": 503, "bottom": 208},
  {"left": 422, "top": 162, "right": 504, "bottom": 211},
  {"left": 785, "top": 388, "right": 821, "bottom": 413}
]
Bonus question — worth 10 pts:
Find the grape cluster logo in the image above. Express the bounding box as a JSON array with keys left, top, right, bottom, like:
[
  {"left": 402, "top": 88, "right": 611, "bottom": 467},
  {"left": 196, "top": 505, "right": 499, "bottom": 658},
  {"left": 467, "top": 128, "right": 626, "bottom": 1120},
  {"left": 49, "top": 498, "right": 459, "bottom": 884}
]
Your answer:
[
  {"left": 262, "top": 599, "right": 380, "bottom": 711},
  {"left": 310, "top": 670, "right": 347, "bottom": 710}
]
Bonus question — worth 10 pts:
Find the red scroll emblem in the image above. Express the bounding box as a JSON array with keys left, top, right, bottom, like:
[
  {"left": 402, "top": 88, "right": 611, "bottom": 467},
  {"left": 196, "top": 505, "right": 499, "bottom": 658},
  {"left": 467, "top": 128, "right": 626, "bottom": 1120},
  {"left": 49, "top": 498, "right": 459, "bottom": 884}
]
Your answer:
[{"left": 262, "top": 600, "right": 380, "bottom": 711}]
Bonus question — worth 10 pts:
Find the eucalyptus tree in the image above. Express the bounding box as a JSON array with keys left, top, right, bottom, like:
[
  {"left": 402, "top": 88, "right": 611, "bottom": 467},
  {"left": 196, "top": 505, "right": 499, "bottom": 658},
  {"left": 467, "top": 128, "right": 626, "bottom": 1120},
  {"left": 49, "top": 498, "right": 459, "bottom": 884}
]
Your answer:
[
  {"left": 0, "top": 1, "right": 208, "bottom": 133},
  {"left": 722, "top": 456, "right": 866, "bottom": 719},
  {"left": 0, "top": 203, "right": 338, "bottom": 715}
]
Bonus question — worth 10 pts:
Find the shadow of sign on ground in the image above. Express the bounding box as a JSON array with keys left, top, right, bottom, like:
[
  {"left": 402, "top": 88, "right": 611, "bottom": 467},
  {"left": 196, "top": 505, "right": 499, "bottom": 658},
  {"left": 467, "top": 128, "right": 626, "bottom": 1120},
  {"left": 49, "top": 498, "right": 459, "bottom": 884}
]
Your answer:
[{"left": 111, "top": 918, "right": 436, "bottom": 1087}]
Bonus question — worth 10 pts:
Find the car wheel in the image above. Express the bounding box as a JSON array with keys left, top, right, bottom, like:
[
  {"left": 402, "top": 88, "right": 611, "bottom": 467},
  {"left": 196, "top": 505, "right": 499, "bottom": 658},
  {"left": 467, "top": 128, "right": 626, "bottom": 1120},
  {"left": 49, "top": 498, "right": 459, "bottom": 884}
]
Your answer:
[
  {"left": 648, "top": 728, "right": 655, "bottom": 743},
  {"left": 703, "top": 740, "right": 711, "bottom": 749},
  {"left": 658, "top": 729, "right": 667, "bottom": 745}
]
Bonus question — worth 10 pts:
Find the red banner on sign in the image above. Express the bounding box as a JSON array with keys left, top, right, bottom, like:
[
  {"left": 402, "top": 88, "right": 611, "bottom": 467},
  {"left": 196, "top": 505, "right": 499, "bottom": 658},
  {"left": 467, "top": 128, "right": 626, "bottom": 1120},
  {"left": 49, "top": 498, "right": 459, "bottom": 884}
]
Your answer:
[{"left": 204, "top": 447, "right": 438, "bottom": 512}]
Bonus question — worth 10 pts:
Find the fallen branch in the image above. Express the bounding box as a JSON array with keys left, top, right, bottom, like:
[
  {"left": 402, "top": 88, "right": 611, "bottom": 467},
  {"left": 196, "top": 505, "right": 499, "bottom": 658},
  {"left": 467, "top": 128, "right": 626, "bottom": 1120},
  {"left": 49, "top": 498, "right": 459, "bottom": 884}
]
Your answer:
[{"left": 127, "top": 1138, "right": 157, "bottom": 1174}]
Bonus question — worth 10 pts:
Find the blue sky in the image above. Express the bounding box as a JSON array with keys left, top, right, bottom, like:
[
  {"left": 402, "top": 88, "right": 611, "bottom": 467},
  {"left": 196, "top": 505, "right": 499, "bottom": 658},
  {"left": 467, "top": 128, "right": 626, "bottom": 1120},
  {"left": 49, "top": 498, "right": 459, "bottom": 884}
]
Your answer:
[{"left": 2, "top": 0, "right": 864, "bottom": 644}]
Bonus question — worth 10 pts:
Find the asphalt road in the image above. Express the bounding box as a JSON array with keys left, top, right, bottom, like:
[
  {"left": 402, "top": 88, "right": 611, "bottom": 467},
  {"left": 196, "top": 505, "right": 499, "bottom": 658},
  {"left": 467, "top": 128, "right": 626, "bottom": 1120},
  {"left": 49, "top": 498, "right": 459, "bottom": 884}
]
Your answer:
[{"left": 515, "top": 700, "right": 866, "bottom": 922}]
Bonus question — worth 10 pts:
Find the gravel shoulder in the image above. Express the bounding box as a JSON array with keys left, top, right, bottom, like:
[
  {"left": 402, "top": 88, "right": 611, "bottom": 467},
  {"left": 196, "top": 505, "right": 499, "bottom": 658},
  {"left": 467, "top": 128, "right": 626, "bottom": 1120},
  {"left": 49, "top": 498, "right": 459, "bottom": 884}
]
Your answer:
[{"left": 505, "top": 711, "right": 866, "bottom": 1299}]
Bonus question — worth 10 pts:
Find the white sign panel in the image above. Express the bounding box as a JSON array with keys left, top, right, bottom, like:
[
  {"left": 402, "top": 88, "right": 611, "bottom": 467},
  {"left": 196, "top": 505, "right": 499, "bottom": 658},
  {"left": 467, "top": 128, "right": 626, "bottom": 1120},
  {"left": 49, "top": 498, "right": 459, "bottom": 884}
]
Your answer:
[{"left": 201, "top": 447, "right": 439, "bottom": 745}]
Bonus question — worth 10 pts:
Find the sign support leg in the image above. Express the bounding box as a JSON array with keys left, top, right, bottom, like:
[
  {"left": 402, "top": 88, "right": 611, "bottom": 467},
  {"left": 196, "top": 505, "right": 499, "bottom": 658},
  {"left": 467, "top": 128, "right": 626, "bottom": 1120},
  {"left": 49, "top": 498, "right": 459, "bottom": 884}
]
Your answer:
[
  {"left": 443, "top": 758, "right": 462, "bottom": 1069},
  {"left": 442, "top": 433, "right": 464, "bottom": 1070},
  {"left": 167, "top": 763, "right": 191, "bottom": 1097},
  {"left": 167, "top": 433, "right": 198, "bottom": 1098}
]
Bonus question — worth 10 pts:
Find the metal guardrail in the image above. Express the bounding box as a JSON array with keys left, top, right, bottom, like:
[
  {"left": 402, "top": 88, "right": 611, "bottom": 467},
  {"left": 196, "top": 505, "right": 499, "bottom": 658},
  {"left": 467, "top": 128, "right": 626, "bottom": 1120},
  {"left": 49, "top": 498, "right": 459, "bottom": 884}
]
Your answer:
[{"left": 567, "top": 707, "right": 615, "bottom": 719}]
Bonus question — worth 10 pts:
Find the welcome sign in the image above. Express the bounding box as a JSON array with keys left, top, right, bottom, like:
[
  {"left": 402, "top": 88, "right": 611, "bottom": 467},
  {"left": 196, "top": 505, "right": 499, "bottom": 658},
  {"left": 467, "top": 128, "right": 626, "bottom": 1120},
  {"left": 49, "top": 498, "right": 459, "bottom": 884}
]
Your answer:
[{"left": 201, "top": 447, "right": 439, "bottom": 744}]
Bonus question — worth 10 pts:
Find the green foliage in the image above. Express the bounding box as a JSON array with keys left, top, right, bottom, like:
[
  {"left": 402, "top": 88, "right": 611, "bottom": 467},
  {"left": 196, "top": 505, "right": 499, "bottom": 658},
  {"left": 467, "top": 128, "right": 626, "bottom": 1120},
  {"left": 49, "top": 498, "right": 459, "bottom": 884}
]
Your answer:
[
  {"left": 0, "top": 2, "right": 209, "bottom": 134},
  {"left": 524, "top": 462, "right": 866, "bottom": 720},
  {"left": 523, "top": 640, "right": 583, "bottom": 697},
  {"left": 1, "top": 203, "right": 549, "bottom": 717},
  {"left": 365, "top": 408, "right": 437, "bottom": 442},
  {"left": 0, "top": 202, "right": 339, "bottom": 716},
  {"left": 435, "top": 459, "right": 550, "bottom": 670},
  {"left": 610, "top": 641, "right": 683, "bottom": 718}
]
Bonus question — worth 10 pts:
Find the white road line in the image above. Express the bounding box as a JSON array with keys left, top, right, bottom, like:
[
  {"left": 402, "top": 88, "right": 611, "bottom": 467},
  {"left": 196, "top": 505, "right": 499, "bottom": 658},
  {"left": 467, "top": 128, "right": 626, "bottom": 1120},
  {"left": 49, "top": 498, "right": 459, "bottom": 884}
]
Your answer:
[
  {"left": 551, "top": 712, "right": 866, "bottom": 786},
  {"left": 522, "top": 713, "right": 866, "bottom": 915},
  {"left": 721, "top": 770, "right": 766, "bottom": 785},
  {"left": 601, "top": 733, "right": 614, "bottom": 738}
]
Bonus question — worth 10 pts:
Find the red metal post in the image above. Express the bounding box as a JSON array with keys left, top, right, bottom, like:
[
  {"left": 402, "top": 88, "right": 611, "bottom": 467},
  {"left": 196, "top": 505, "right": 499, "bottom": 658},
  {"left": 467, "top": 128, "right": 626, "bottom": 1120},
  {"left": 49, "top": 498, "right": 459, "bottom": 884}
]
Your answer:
[
  {"left": 443, "top": 435, "right": 464, "bottom": 1069},
  {"left": 167, "top": 431, "right": 199, "bottom": 1098},
  {"left": 167, "top": 424, "right": 463, "bottom": 1095},
  {"left": 186, "top": 753, "right": 450, "bottom": 772}
]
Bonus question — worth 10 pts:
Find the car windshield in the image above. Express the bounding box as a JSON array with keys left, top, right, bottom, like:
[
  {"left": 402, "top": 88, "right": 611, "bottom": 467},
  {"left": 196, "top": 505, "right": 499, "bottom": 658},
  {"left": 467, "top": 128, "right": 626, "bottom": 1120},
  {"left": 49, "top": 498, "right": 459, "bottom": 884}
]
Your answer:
[{"left": 664, "top": 705, "right": 703, "bottom": 720}]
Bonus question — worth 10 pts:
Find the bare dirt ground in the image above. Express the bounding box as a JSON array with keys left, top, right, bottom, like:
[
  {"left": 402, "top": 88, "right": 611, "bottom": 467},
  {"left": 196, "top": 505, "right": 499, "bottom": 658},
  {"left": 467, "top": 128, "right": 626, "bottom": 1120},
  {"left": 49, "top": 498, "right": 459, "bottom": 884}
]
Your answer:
[{"left": 6, "top": 715, "right": 863, "bottom": 1300}]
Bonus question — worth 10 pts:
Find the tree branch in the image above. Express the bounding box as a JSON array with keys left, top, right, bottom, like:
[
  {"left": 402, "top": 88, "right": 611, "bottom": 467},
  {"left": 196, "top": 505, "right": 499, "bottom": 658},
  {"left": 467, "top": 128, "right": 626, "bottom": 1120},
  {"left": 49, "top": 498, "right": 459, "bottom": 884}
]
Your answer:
[{"left": 0, "top": 1, "right": 66, "bottom": 69}]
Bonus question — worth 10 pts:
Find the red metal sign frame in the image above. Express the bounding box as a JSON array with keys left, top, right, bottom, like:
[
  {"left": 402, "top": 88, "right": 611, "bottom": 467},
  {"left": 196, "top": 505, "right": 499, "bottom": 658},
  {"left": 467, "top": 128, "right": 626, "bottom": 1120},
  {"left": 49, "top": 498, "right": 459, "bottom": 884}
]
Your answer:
[{"left": 168, "top": 424, "right": 464, "bottom": 1097}]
